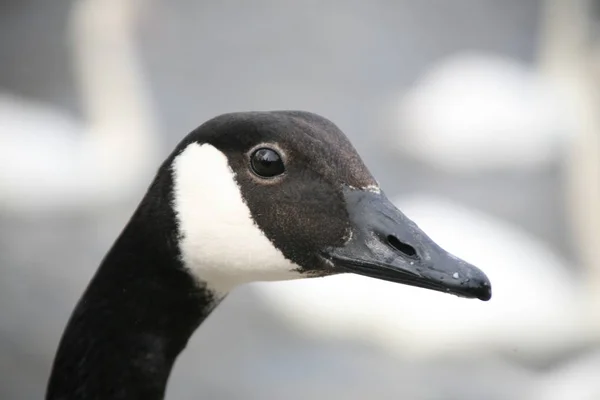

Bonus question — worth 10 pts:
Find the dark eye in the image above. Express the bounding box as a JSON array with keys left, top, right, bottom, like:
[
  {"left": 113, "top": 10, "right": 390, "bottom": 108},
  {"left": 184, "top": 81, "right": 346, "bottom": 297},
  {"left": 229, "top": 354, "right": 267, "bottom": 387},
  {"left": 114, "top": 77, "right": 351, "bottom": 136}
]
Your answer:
[{"left": 250, "top": 148, "right": 285, "bottom": 178}]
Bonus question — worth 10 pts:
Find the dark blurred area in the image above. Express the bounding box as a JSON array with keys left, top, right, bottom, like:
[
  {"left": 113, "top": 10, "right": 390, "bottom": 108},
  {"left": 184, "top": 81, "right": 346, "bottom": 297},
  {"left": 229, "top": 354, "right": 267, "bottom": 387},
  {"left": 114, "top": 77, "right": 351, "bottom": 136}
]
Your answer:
[{"left": 1, "top": 0, "right": 599, "bottom": 399}]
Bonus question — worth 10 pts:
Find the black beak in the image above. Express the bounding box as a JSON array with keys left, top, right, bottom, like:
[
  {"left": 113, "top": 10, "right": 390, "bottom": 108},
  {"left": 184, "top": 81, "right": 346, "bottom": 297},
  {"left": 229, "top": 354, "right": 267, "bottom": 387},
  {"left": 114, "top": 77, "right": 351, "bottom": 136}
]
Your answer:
[{"left": 322, "top": 189, "right": 492, "bottom": 301}]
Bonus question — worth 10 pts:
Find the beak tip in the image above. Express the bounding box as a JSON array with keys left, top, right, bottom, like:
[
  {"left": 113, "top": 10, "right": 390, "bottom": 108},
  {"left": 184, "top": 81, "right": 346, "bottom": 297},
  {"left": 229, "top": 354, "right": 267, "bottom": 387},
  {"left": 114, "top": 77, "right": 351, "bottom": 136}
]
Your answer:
[
  {"left": 473, "top": 277, "right": 492, "bottom": 301},
  {"left": 477, "top": 286, "right": 492, "bottom": 301}
]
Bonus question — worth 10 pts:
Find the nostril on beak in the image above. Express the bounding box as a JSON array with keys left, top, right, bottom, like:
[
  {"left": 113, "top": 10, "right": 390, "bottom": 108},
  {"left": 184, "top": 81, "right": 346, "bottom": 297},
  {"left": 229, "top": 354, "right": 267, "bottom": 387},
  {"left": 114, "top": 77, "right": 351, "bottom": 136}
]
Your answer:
[{"left": 387, "top": 235, "right": 417, "bottom": 258}]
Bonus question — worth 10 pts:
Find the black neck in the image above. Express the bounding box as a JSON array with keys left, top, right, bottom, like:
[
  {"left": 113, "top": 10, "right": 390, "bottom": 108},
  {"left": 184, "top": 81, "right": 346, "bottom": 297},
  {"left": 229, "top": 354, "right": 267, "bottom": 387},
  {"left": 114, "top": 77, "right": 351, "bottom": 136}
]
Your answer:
[{"left": 46, "top": 173, "right": 216, "bottom": 400}]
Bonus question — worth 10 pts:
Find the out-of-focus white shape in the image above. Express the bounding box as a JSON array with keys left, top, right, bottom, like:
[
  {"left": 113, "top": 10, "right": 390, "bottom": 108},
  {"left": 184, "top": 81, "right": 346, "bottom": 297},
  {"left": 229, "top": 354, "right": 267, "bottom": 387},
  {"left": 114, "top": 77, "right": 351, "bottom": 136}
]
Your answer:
[
  {"left": 0, "top": 0, "right": 158, "bottom": 213},
  {"left": 538, "top": 0, "right": 600, "bottom": 336},
  {"left": 394, "top": 53, "right": 574, "bottom": 172},
  {"left": 0, "top": 94, "right": 152, "bottom": 211},
  {"left": 254, "top": 194, "right": 583, "bottom": 358},
  {"left": 528, "top": 349, "right": 600, "bottom": 400}
]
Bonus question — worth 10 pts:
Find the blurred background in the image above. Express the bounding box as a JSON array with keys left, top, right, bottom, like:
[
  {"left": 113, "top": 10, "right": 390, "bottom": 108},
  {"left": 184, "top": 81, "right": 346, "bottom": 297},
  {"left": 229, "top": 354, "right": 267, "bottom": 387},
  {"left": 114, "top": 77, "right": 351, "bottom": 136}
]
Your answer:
[{"left": 1, "top": 0, "right": 599, "bottom": 398}]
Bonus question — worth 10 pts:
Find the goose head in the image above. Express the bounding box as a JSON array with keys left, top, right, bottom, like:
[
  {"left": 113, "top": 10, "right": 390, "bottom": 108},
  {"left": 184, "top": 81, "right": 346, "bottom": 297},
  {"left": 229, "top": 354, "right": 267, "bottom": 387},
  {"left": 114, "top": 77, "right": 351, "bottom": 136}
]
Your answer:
[{"left": 171, "top": 110, "right": 492, "bottom": 300}]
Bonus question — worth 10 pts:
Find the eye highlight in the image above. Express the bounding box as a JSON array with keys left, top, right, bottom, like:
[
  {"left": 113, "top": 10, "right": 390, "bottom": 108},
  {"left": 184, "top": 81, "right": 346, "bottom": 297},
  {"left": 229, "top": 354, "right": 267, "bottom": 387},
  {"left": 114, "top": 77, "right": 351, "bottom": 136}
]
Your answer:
[{"left": 250, "top": 148, "right": 285, "bottom": 178}]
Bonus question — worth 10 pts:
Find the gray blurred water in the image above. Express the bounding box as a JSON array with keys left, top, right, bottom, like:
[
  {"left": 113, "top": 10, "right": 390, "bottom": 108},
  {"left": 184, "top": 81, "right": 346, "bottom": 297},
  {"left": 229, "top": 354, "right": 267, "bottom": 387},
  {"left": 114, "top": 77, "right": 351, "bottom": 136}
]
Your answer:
[{"left": 0, "top": 1, "right": 582, "bottom": 399}]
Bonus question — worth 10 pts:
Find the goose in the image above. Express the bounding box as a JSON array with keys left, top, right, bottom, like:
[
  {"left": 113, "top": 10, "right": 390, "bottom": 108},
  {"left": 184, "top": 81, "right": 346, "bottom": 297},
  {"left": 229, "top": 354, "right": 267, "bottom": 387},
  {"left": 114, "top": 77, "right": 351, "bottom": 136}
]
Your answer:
[{"left": 45, "top": 111, "right": 491, "bottom": 400}]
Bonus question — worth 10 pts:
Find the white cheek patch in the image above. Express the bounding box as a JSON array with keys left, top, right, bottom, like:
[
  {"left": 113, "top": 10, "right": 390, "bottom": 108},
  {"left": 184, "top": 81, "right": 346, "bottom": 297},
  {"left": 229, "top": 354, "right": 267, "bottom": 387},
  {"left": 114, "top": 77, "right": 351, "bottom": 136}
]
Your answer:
[{"left": 171, "top": 143, "right": 304, "bottom": 295}]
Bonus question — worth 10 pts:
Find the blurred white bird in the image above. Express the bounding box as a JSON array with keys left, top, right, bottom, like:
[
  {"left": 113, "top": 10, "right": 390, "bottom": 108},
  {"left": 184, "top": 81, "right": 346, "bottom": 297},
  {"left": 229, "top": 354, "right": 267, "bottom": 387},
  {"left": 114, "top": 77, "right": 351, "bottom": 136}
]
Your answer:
[
  {"left": 391, "top": 52, "right": 574, "bottom": 173},
  {"left": 0, "top": 0, "right": 158, "bottom": 213}
]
